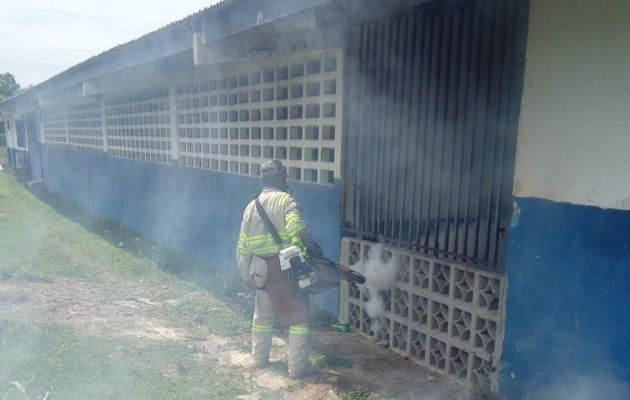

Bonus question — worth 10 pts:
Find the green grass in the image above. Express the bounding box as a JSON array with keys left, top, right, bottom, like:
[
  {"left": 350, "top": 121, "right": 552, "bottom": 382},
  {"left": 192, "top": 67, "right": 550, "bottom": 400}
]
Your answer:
[
  {"left": 0, "top": 173, "right": 175, "bottom": 284},
  {"left": 0, "top": 321, "right": 245, "bottom": 400},
  {"left": 0, "top": 173, "right": 252, "bottom": 398},
  {"left": 159, "top": 292, "right": 251, "bottom": 337},
  {"left": 0, "top": 145, "right": 7, "bottom": 166}
]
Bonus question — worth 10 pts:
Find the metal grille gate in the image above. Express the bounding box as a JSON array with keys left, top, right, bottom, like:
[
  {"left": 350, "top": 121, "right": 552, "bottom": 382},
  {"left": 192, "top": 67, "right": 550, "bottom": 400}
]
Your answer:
[
  {"left": 339, "top": 0, "right": 528, "bottom": 388},
  {"left": 342, "top": 0, "right": 528, "bottom": 269}
]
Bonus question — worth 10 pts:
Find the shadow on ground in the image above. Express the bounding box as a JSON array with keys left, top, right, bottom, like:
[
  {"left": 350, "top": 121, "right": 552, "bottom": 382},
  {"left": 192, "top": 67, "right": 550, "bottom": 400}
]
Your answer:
[
  {"left": 23, "top": 180, "right": 252, "bottom": 315},
  {"left": 12, "top": 177, "right": 480, "bottom": 399}
]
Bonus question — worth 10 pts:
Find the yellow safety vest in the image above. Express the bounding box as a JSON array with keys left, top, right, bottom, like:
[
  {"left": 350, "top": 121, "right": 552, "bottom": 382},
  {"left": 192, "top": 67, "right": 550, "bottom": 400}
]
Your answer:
[{"left": 237, "top": 188, "right": 307, "bottom": 257}]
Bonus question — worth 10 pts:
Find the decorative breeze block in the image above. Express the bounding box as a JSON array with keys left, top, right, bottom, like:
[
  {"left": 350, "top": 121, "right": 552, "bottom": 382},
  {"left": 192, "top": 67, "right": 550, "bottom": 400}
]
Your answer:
[{"left": 339, "top": 238, "right": 505, "bottom": 388}]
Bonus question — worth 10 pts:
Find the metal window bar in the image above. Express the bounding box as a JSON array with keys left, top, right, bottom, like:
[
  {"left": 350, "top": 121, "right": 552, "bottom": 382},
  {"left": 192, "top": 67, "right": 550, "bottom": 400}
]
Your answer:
[{"left": 341, "top": 0, "right": 528, "bottom": 270}]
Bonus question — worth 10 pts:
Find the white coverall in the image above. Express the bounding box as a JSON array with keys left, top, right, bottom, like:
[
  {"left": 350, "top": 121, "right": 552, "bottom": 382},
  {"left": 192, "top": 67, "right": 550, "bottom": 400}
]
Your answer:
[{"left": 236, "top": 187, "right": 311, "bottom": 378}]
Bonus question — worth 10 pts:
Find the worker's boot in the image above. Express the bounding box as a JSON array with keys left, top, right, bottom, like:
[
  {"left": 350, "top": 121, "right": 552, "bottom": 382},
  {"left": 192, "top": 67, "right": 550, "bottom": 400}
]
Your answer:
[
  {"left": 252, "top": 290, "right": 274, "bottom": 367},
  {"left": 288, "top": 325, "right": 311, "bottom": 379}
]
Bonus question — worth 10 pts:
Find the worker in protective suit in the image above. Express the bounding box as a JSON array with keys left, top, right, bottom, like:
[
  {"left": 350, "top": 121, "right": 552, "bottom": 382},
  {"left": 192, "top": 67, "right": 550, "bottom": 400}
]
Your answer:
[{"left": 236, "top": 160, "right": 323, "bottom": 379}]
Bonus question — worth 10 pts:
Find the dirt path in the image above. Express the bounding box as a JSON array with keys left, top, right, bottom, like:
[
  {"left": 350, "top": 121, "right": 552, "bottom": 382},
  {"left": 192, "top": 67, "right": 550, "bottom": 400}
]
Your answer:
[
  {"left": 0, "top": 278, "right": 467, "bottom": 399},
  {"left": 0, "top": 278, "right": 188, "bottom": 341}
]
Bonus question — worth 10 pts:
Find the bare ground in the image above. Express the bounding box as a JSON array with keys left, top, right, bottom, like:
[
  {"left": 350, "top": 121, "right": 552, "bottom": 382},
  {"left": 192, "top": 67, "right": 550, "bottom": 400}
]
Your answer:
[{"left": 0, "top": 278, "right": 467, "bottom": 400}]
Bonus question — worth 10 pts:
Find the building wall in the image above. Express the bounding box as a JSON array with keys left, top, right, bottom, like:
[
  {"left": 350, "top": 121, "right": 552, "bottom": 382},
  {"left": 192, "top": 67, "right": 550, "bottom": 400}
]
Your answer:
[
  {"left": 512, "top": 0, "right": 630, "bottom": 210},
  {"left": 501, "top": 0, "right": 630, "bottom": 398},
  {"left": 4, "top": 118, "right": 14, "bottom": 150},
  {"left": 24, "top": 49, "right": 345, "bottom": 313},
  {"left": 4, "top": 117, "right": 22, "bottom": 169},
  {"left": 4, "top": 118, "right": 16, "bottom": 149},
  {"left": 39, "top": 144, "right": 341, "bottom": 312}
]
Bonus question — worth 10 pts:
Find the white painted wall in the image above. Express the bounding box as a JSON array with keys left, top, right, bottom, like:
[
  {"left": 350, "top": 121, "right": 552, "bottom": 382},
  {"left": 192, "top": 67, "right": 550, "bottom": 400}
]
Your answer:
[
  {"left": 3, "top": 118, "right": 16, "bottom": 148},
  {"left": 513, "top": 0, "right": 630, "bottom": 210}
]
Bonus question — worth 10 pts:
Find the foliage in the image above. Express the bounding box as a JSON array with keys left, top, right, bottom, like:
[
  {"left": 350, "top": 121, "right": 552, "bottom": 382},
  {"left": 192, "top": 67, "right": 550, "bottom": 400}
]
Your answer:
[
  {"left": 339, "top": 386, "right": 388, "bottom": 400},
  {"left": 310, "top": 303, "right": 337, "bottom": 326},
  {"left": 0, "top": 73, "right": 20, "bottom": 101},
  {"left": 309, "top": 350, "right": 353, "bottom": 370}
]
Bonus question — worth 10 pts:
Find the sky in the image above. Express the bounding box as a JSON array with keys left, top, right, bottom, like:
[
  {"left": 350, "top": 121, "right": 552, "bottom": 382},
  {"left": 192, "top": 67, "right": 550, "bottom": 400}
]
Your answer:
[{"left": 0, "top": 0, "right": 222, "bottom": 87}]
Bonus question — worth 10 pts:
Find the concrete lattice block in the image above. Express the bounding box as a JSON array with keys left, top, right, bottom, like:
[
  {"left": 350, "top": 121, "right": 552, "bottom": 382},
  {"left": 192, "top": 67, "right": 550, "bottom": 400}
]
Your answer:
[
  {"left": 448, "top": 347, "right": 470, "bottom": 382},
  {"left": 339, "top": 238, "right": 506, "bottom": 389},
  {"left": 383, "top": 249, "right": 394, "bottom": 263},
  {"left": 429, "top": 337, "right": 447, "bottom": 370},
  {"left": 349, "top": 283, "right": 361, "bottom": 300},
  {"left": 477, "top": 275, "right": 501, "bottom": 311},
  {"left": 348, "top": 241, "right": 361, "bottom": 265},
  {"left": 375, "top": 317, "right": 391, "bottom": 344},
  {"left": 362, "top": 243, "right": 372, "bottom": 260},
  {"left": 409, "top": 329, "right": 427, "bottom": 361},
  {"left": 474, "top": 316, "right": 497, "bottom": 354},
  {"left": 361, "top": 289, "right": 369, "bottom": 303},
  {"left": 431, "top": 263, "right": 451, "bottom": 297},
  {"left": 451, "top": 308, "right": 472, "bottom": 343},
  {"left": 396, "top": 255, "right": 411, "bottom": 284},
  {"left": 393, "top": 288, "right": 409, "bottom": 319},
  {"left": 453, "top": 268, "right": 475, "bottom": 303},
  {"left": 392, "top": 321, "right": 408, "bottom": 352},
  {"left": 348, "top": 303, "right": 361, "bottom": 330},
  {"left": 380, "top": 290, "right": 392, "bottom": 313},
  {"left": 170, "top": 50, "right": 344, "bottom": 183},
  {"left": 412, "top": 258, "right": 430, "bottom": 289},
  {"left": 361, "top": 308, "right": 372, "bottom": 335},
  {"left": 470, "top": 355, "right": 493, "bottom": 386},
  {"left": 431, "top": 301, "right": 450, "bottom": 334},
  {"left": 411, "top": 294, "right": 429, "bottom": 326}
]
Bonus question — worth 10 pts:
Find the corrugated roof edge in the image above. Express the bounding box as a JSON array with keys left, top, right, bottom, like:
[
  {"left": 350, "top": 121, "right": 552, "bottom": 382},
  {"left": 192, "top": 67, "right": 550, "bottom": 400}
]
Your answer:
[{"left": 81, "top": 0, "right": 242, "bottom": 64}]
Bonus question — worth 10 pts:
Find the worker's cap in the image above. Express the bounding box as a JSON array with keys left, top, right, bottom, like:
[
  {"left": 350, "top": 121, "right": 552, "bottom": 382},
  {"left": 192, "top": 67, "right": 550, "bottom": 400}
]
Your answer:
[{"left": 260, "top": 160, "right": 287, "bottom": 179}]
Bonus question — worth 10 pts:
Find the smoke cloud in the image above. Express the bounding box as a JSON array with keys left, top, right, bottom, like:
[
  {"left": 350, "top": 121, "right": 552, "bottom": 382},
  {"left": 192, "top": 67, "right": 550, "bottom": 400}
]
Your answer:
[
  {"left": 527, "top": 373, "right": 630, "bottom": 400},
  {"left": 351, "top": 243, "right": 399, "bottom": 337}
]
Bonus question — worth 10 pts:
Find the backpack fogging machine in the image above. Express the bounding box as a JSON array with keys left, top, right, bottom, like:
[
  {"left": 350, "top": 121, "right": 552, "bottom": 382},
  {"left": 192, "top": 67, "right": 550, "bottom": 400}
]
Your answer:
[
  {"left": 279, "top": 246, "right": 366, "bottom": 295},
  {"left": 255, "top": 197, "right": 366, "bottom": 295}
]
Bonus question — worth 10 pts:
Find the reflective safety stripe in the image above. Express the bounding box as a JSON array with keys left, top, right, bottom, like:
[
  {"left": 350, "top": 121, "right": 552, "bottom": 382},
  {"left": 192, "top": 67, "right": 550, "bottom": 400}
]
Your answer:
[
  {"left": 245, "top": 232, "right": 290, "bottom": 243},
  {"left": 285, "top": 213, "right": 302, "bottom": 224},
  {"left": 252, "top": 323, "right": 273, "bottom": 333},
  {"left": 237, "top": 191, "right": 308, "bottom": 258},
  {"left": 238, "top": 232, "right": 288, "bottom": 256},
  {"left": 286, "top": 214, "right": 305, "bottom": 226},
  {"left": 286, "top": 225, "right": 306, "bottom": 237},
  {"left": 285, "top": 213, "right": 307, "bottom": 236},
  {"left": 277, "top": 192, "right": 290, "bottom": 207},
  {"left": 237, "top": 246, "right": 252, "bottom": 254},
  {"left": 251, "top": 245, "right": 282, "bottom": 257},
  {"left": 289, "top": 325, "right": 310, "bottom": 335}
]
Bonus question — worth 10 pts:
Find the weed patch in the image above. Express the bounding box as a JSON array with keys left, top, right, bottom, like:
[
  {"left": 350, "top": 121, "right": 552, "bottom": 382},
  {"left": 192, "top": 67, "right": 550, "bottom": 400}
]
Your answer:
[
  {"left": 161, "top": 294, "right": 250, "bottom": 337},
  {"left": 310, "top": 350, "right": 353, "bottom": 370},
  {"left": 339, "top": 386, "right": 388, "bottom": 400}
]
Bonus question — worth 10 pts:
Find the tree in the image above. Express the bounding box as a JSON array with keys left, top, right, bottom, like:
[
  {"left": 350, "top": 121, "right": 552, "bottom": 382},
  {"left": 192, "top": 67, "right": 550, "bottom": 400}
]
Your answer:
[{"left": 0, "top": 73, "right": 21, "bottom": 102}]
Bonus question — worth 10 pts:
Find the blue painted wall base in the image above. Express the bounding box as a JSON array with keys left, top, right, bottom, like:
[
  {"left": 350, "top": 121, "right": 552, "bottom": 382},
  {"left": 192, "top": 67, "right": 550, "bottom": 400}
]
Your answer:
[
  {"left": 37, "top": 145, "right": 342, "bottom": 314},
  {"left": 7, "top": 147, "right": 16, "bottom": 169},
  {"left": 500, "top": 197, "right": 630, "bottom": 399}
]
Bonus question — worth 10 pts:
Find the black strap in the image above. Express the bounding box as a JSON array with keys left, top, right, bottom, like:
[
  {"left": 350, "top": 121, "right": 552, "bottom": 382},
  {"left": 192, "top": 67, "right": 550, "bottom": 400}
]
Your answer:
[{"left": 255, "top": 197, "right": 284, "bottom": 246}]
